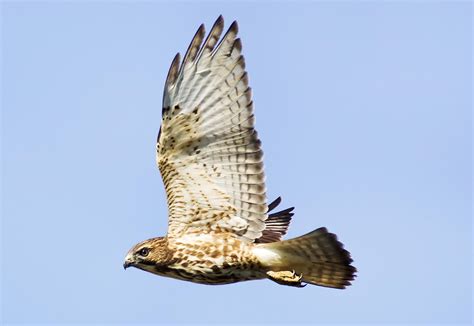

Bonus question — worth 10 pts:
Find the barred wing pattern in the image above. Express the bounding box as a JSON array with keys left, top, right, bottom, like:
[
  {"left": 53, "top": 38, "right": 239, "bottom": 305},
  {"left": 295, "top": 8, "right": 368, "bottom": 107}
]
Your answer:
[{"left": 157, "top": 16, "right": 267, "bottom": 242}]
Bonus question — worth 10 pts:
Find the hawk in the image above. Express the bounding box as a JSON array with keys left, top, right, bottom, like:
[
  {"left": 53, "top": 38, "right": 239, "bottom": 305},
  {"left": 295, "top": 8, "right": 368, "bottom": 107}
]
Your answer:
[{"left": 123, "top": 16, "right": 356, "bottom": 288}]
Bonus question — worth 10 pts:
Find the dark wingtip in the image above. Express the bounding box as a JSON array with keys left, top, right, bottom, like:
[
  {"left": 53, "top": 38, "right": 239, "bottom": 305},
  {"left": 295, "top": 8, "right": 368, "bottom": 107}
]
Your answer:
[
  {"left": 198, "top": 23, "right": 205, "bottom": 35},
  {"left": 165, "top": 52, "right": 181, "bottom": 87},
  {"left": 229, "top": 20, "right": 239, "bottom": 35}
]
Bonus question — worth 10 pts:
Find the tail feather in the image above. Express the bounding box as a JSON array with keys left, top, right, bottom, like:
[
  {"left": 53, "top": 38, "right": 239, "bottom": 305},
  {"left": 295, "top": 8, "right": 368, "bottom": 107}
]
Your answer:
[{"left": 257, "top": 227, "right": 356, "bottom": 289}]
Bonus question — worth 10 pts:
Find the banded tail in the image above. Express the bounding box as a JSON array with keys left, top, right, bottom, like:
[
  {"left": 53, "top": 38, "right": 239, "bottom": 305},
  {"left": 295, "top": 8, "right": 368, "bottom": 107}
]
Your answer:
[{"left": 254, "top": 227, "right": 356, "bottom": 289}]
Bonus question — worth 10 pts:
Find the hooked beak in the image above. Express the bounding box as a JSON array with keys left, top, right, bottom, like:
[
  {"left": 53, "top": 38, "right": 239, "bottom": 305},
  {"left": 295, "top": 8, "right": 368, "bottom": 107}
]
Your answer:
[{"left": 123, "top": 253, "right": 135, "bottom": 270}]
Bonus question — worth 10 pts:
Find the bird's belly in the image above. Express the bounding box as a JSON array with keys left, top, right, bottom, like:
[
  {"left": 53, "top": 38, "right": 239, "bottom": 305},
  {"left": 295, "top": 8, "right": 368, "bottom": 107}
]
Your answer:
[
  {"left": 162, "top": 236, "right": 265, "bottom": 285},
  {"left": 161, "top": 264, "right": 264, "bottom": 285}
]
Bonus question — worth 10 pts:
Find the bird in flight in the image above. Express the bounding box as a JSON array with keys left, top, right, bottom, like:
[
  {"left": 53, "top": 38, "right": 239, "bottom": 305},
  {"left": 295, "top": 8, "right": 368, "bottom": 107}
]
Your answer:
[{"left": 123, "top": 16, "right": 356, "bottom": 288}]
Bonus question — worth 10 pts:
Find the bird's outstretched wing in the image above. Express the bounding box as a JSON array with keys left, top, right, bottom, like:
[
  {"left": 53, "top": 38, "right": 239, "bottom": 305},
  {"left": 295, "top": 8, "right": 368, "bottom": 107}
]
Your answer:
[{"left": 157, "top": 16, "right": 267, "bottom": 242}]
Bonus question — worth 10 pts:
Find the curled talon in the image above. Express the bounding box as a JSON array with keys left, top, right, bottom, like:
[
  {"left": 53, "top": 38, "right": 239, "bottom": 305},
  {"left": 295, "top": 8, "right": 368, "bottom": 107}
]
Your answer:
[{"left": 266, "top": 270, "right": 306, "bottom": 288}]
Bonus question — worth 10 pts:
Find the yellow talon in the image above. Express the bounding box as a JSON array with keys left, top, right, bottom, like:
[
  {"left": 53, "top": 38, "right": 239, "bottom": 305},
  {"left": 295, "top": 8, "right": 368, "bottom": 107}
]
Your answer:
[{"left": 266, "top": 270, "right": 306, "bottom": 288}]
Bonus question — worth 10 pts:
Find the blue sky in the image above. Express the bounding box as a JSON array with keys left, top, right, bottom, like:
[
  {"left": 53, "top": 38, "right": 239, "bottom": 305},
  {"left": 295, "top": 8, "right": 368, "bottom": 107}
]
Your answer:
[{"left": 1, "top": 1, "right": 472, "bottom": 324}]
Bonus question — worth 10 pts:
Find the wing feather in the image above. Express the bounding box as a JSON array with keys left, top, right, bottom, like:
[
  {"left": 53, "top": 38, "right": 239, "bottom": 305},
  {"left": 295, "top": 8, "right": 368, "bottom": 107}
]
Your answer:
[
  {"left": 255, "top": 198, "right": 294, "bottom": 243},
  {"left": 158, "top": 17, "right": 268, "bottom": 241},
  {"left": 195, "top": 15, "right": 224, "bottom": 64}
]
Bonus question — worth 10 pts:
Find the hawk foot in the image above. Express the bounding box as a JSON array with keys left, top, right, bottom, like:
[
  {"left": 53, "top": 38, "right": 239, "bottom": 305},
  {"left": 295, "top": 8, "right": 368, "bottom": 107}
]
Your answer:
[{"left": 266, "top": 270, "right": 306, "bottom": 288}]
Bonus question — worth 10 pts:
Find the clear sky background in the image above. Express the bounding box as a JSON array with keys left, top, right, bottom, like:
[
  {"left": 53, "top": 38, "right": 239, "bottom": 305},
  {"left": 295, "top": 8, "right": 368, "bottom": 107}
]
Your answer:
[{"left": 1, "top": 1, "right": 472, "bottom": 324}]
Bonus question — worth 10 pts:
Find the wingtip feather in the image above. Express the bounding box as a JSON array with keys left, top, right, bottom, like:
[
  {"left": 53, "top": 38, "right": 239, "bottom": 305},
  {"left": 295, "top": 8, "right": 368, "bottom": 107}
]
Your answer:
[
  {"left": 180, "top": 23, "right": 206, "bottom": 69},
  {"left": 165, "top": 52, "right": 181, "bottom": 87},
  {"left": 229, "top": 20, "right": 239, "bottom": 35}
]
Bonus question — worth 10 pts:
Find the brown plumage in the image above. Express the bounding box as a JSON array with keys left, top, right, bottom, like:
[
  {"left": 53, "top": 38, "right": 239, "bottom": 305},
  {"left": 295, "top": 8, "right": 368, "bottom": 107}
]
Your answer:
[{"left": 123, "top": 16, "right": 356, "bottom": 289}]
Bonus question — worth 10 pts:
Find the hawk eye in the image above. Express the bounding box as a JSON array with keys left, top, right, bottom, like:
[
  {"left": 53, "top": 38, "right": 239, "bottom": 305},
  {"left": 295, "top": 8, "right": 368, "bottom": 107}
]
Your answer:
[{"left": 138, "top": 248, "right": 150, "bottom": 257}]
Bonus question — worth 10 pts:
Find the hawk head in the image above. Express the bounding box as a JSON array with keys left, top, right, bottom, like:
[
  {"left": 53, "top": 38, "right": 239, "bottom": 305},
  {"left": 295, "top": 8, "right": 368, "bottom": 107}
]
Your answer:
[{"left": 123, "top": 237, "right": 171, "bottom": 271}]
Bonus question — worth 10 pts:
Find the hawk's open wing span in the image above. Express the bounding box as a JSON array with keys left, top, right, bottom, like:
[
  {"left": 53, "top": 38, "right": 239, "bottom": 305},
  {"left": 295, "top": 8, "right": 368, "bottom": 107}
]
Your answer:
[
  {"left": 125, "top": 17, "right": 356, "bottom": 289},
  {"left": 157, "top": 16, "right": 267, "bottom": 241}
]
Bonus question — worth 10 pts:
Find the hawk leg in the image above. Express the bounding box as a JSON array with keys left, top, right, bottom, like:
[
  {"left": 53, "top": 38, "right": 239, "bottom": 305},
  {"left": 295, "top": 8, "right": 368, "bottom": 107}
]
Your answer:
[{"left": 266, "top": 270, "right": 306, "bottom": 288}]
